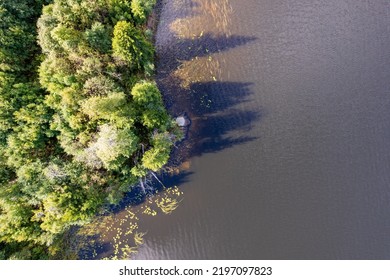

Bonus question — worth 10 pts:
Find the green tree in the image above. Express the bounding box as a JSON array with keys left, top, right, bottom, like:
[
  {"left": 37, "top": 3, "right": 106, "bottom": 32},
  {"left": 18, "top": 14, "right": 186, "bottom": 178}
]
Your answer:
[
  {"left": 142, "top": 132, "right": 173, "bottom": 171},
  {"left": 108, "top": 0, "right": 133, "bottom": 24},
  {"left": 131, "top": 81, "right": 170, "bottom": 130},
  {"left": 131, "top": 0, "right": 156, "bottom": 25},
  {"left": 84, "top": 22, "right": 112, "bottom": 53},
  {"left": 82, "top": 124, "right": 139, "bottom": 171},
  {"left": 0, "top": 0, "right": 180, "bottom": 260},
  {"left": 112, "top": 20, "right": 154, "bottom": 70}
]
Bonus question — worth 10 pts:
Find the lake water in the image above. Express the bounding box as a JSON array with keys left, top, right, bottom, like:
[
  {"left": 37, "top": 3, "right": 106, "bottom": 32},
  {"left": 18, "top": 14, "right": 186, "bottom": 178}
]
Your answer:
[{"left": 96, "top": 0, "right": 390, "bottom": 259}]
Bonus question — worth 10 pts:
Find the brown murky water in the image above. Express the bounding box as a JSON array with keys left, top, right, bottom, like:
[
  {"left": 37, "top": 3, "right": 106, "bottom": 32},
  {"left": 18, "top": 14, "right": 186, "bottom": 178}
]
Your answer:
[{"left": 93, "top": 0, "right": 390, "bottom": 259}]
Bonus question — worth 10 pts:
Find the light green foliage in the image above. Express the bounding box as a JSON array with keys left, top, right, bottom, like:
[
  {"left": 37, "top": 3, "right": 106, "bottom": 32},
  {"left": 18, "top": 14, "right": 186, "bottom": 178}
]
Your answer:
[
  {"left": 79, "top": 124, "right": 139, "bottom": 171},
  {"left": 142, "top": 132, "right": 173, "bottom": 171},
  {"left": 39, "top": 55, "right": 77, "bottom": 97},
  {"left": 131, "top": 80, "right": 162, "bottom": 104},
  {"left": 81, "top": 92, "right": 126, "bottom": 120},
  {"left": 82, "top": 75, "right": 122, "bottom": 96},
  {"left": 131, "top": 0, "right": 156, "bottom": 25},
  {"left": 5, "top": 104, "right": 52, "bottom": 168},
  {"left": 130, "top": 165, "right": 148, "bottom": 178},
  {"left": 37, "top": 5, "right": 59, "bottom": 54},
  {"left": 50, "top": 0, "right": 108, "bottom": 30},
  {"left": 131, "top": 81, "right": 170, "bottom": 130},
  {"left": 112, "top": 20, "right": 154, "bottom": 70},
  {"left": 0, "top": 199, "right": 40, "bottom": 243},
  {"left": 51, "top": 24, "right": 83, "bottom": 53}
]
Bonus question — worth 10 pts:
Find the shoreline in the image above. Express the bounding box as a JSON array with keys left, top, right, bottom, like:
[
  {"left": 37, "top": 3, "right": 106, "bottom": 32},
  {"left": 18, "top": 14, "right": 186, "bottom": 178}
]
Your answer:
[
  {"left": 75, "top": 0, "right": 195, "bottom": 259},
  {"left": 149, "top": 0, "right": 196, "bottom": 174}
]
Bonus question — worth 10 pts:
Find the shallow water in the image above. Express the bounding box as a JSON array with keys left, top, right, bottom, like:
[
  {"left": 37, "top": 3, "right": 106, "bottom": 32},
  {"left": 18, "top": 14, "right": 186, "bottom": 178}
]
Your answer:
[{"left": 97, "top": 0, "right": 390, "bottom": 259}]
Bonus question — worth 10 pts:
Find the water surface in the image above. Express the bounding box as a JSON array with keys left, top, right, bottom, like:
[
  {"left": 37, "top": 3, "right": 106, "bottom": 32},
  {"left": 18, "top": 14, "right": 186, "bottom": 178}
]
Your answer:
[{"left": 108, "top": 0, "right": 390, "bottom": 259}]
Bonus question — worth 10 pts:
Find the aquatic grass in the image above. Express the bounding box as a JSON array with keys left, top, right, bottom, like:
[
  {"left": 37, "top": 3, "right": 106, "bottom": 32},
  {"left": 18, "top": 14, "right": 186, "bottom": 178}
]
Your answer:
[
  {"left": 154, "top": 186, "right": 184, "bottom": 214},
  {"left": 134, "top": 232, "right": 146, "bottom": 246},
  {"left": 156, "top": 197, "right": 181, "bottom": 214},
  {"left": 121, "top": 245, "right": 138, "bottom": 258},
  {"left": 142, "top": 205, "right": 158, "bottom": 216},
  {"left": 71, "top": 184, "right": 184, "bottom": 259}
]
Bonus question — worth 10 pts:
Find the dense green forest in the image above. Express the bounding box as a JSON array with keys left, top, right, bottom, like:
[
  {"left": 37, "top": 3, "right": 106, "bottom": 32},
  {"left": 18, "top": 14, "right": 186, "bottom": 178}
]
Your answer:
[{"left": 0, "top": 0, "right": 180, "bottom": 259}]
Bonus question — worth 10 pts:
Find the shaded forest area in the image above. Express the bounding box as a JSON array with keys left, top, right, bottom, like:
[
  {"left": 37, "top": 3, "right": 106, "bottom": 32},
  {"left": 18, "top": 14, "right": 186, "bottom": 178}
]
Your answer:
[{"left": 0, "top": 0, "right": 180, "bottom": 259}]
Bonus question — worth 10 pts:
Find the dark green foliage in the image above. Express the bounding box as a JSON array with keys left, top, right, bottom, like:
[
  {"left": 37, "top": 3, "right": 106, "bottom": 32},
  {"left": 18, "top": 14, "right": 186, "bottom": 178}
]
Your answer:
[
  {"left": 0, "top": 0, "right": 180, "bottom": 259},
  {"left": 108, "top": 0, "right": 133, "bottom": 23},
  {"left": 0, "top": 0, "right": 49, "bottom": 75},
  {"left": 0, "top": 241, "right": 50, "bottom": 260},
  {"left": 0, "top": 2, "right": 56, "bottom": 258},
  {"left": 84, "top": 22, "right": 112, "bottom": 53}
]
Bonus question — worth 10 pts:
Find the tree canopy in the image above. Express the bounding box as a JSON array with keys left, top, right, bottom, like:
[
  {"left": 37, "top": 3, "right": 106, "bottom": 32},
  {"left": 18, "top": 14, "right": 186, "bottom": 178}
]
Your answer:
[{"left": 0, "top": 0, "right": 179, "bottom": 259}]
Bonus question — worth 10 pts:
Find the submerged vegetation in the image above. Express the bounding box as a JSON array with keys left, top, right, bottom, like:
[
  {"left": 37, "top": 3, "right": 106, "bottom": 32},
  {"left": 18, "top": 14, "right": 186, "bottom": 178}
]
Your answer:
[
  {"left": 75, "top": 186, "right": 183, "bottom": 260},
  {"left": 0, "top": 0, "right": 181, "bottom": 259}
]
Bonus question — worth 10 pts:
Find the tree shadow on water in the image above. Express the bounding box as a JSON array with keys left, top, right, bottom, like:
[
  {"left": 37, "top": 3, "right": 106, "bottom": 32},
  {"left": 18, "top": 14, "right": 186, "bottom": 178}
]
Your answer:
[
  {"left": 157, "top": 33, "right": 257, "bottom": 80},
  {"left": 159, "top": 33, "right": 257, "bottom": 62},
  {"left": 186, "top": 81, "right": 261, "bottom": 157},
  {"left": 191, "top": 109, "right": 260, "bottom": 156},
  {"left": 189, "top": 81, "right": 254, "bottom": 115},
  {"left": 154, "top": 32, "right": 261, "bottom": 161}
]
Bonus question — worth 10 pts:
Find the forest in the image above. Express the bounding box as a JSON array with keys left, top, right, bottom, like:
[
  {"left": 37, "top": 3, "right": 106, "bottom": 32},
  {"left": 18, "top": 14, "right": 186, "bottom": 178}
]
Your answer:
[{"left": 0, "top": 0, "right": 180, "bottom": 259}]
